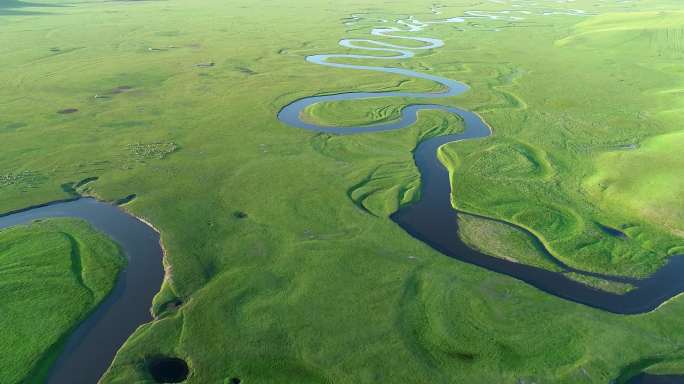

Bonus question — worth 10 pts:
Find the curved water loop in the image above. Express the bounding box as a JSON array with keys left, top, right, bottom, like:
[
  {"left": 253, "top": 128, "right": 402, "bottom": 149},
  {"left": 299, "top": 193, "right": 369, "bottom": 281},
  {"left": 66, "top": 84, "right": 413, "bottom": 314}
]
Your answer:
[
  {"left": 277, "top": 15, "right": 684, "bottom": 314},
  {"left": 278, "top": 21, "right": 470, "bottom": 134}
]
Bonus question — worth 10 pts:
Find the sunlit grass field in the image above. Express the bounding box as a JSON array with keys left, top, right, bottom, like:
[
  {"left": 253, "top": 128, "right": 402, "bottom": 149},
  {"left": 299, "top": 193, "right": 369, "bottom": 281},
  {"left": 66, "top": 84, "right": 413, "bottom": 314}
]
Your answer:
[
  {"left": 0, "top": 0, "right": 683, "bottom": 382},
  {"left": 0, "top": 219, "right": 124, "bottom": 383}
]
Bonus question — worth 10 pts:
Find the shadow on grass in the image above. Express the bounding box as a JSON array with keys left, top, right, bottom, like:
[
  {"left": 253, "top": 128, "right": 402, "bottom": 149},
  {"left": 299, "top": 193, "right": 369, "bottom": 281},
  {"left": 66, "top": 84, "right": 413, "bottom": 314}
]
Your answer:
[{"left": 0, "top": 0, "right": 64, "bottom": 16}]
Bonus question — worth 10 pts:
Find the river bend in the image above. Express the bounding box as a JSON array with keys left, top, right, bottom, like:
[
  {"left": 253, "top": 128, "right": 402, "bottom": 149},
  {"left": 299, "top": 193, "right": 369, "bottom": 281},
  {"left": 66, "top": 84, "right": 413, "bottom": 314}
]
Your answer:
[{"left": 0, "top": 198, "right": 164, "bottom": 384}]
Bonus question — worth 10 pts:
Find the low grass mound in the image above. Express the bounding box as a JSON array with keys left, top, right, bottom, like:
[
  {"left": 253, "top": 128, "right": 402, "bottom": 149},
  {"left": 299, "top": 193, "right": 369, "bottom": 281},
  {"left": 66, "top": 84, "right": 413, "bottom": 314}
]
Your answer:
[
  {"left": 438, "top": 137, "right": 667, "bottom": 277},
  {"left": 0, "top": 218, "right": 125, "bottom": 384},
  {"left": 304, "top": 99, "right": 404, "bottom": 127},
  {"left": 564, "top": 273, "right": 635, "bottom": 295},
  {"left": 472, "top": 140, "right": 553, "bottom": 180},
  {"left": 584, "top": 131, "right": 684, "bottom": 238},
  {"left": 557, "top": 11, "right": 684, "bottom": 59}
]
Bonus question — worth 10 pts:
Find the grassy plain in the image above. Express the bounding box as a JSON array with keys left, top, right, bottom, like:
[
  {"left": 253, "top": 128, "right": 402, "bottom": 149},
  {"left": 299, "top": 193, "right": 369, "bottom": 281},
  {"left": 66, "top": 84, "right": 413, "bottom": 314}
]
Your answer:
[
  {"left": 0, "top": 0, "right": 683, "bottom": 383},
  {"left": 0, "top": 218, "right": 124, "bottom": 383},
  {"left": 584, "top": 131, "right": 684, "bottom": 241}
]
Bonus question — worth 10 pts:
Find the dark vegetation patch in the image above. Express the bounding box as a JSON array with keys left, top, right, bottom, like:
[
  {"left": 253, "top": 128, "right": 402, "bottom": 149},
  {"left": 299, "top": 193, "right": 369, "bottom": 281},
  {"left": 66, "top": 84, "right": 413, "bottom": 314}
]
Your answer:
[
  {"left": 1, "top": 122, "right": 27, "bottom": 132},
  {"left": 96, "top": 85, "right": 134, "bottom": 99},
  {"left": 111, "top": 85, "right": 134, "bottom": 94},
  {"left": 235, "top": 66, "right": 256, "bottom": 75},
  {"left": 57, "top": 108, "right": 79, "bottom": 114},
  {"left": 612, "top": 143, "right": 640, "bottom": 150},
  {"left": 115, "top": 194, "right": 137, "bottom": 205},
  {"left": 233, "top": 211, "right": 248, "bottom": 219},
  {"left": 155, "top": 30, "right": 181, "bottom": 37},
  {"left": 62, "top": 176, "right": 100, "bottom": 195},
  {"left": 74, "top": 176, "right": 99, "bottom": 189},
  {"left": 147, "top": 356, "right": 189, "bottom": 383},
  {"left": 228, "top": 378, "right": 241, "bottom": 384},
  {"left": 61, "top": 182, "right": 76, "bottom": 195},
  {"left": 167, "top": 298, "right": 183, "bottom": 309},
  {"left": 158, "top": 298, "right": 183, "bottom": 315},
  {"left": 193, "top": 62, "right": 215, "bottom": 68},
  {"left": 448, "top": 351, "right": 478, "bottom": 362},
  {"left": 0, "top": 0, "right": 65, "bottom": 17}
]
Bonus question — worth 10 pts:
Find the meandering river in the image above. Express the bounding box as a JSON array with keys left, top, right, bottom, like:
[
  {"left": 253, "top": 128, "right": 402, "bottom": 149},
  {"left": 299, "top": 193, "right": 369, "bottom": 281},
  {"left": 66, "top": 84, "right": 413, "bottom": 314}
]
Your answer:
[
  {"left": 0, "top": 198, "right": 164, "bottom": 384},
  {"left": 277, "top": 16, "right": 684, "bottom": 314},
  {"left": 0, "top": 9, "right": 681, "bottom": 384},
  {"left": 279, "top": 17, "right": 684, "bottom": 381}
]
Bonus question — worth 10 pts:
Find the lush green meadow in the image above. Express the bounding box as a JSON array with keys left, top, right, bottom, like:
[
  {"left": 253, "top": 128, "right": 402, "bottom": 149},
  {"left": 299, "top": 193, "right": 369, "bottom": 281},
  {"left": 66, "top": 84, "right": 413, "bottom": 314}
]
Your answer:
[
  {"left": 0, "top": 218, "right": 124, "bottom": 383},
  {"left": 1, "top": 0, "right": 683, "bottom": 383},
  {"left": 584, "top": 130, "right": 684, "bottom": 242}
]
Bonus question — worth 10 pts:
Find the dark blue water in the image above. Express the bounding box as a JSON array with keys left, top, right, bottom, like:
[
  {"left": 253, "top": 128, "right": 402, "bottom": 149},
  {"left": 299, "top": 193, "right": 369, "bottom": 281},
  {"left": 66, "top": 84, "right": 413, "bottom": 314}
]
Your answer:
[
  {"left": 627, "top": 373, "right": 684, "bottom": 384},
  {"left": 629, "top": 374, "right": 684, "bottom": 384}
]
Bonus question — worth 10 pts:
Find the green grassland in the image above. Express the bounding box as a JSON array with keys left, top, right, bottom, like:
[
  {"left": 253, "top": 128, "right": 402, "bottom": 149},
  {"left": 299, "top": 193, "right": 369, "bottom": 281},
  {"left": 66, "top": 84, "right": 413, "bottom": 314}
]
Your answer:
[
  {"left": 0, "top": 0, "right": 684, "bottom": 383},
  {"left": 0, "top": 218, "right": 125, "bottom": 383},
  {"left": 584, "top": 131, "right": 684, "bottom": 241},
  {"left": 435, "top": 7, "right": 684, "bottom": 278}
]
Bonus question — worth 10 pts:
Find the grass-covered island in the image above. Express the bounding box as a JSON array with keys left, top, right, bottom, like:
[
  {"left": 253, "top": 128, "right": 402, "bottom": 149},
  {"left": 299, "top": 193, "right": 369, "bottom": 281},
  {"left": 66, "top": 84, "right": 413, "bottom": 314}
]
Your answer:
[{"left": 0, "top": 218, "right": 125, "bottom": 383}]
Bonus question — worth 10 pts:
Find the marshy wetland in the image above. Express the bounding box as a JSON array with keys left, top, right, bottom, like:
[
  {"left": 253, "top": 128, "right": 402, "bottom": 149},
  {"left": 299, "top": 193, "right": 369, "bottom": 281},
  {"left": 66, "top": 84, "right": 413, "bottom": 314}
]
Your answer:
[{"left": 1, "top": 0, "right": 684, "bottom": 383}]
